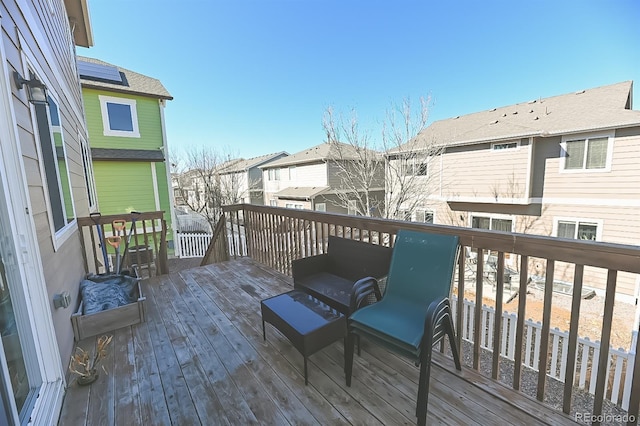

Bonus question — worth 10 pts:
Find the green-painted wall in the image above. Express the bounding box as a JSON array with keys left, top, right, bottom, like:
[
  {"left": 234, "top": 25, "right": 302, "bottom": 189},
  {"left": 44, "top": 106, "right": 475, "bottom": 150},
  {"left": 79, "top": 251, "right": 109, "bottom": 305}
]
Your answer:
[
  {"left": 83, "top": 88, "right": 164, "bottom": 149},
  {"left": 83, "top": 86, "right": 174, "bottom": 248}
]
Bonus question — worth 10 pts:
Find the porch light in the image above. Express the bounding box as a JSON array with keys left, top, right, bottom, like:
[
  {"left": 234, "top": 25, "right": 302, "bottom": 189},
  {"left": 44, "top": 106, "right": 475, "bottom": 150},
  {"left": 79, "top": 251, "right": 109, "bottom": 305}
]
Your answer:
[{"left": 14, "top": 71, "right": 48, "bottom": 105}]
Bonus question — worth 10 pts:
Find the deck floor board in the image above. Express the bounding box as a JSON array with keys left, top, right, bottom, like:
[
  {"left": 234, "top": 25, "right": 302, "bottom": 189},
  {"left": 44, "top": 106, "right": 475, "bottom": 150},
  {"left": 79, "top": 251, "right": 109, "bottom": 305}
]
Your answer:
[{"left": 58, "top": 258, "right": 577, "bottom": 425}]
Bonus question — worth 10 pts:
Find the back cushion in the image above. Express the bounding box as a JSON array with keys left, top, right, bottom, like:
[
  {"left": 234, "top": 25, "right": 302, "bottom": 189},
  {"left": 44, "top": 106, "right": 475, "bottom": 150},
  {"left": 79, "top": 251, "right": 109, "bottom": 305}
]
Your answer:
[{"left": 326, "top": 236, "right": 392, "bottom": 281}]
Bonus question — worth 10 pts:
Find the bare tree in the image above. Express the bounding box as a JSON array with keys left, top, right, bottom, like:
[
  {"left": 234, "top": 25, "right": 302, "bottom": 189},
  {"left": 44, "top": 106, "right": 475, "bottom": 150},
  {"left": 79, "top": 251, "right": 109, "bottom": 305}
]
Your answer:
[
  {"left": 382, "top": 96, "right": 444, "bottom": 221},
  {"left": 171, "top": 146, "right": 243, "bottom": 229},
  {"left": 323, "top": 96, "right": 442, "bottom": 220},
  {"left": 322, "top": 107, "right": 385, "bottom": 217}
]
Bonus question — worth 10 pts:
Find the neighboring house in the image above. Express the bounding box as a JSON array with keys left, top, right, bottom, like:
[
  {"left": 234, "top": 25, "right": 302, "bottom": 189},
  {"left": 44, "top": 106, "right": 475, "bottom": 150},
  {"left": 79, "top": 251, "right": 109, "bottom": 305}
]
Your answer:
[
  {"left": 217, "top": 151, "right": 288, "bottom": 205},
  {"left": 77, "top": 56, "right": 176, "bottom": 247},
  {"left": 261, "top": 142, "right": 385, "bottom": 215},
  {"left": 0, "top": 0, "right": 94, "bottom": 423},
  {"left": 393, "top": 81, "right": 640, "bottom": 299}
]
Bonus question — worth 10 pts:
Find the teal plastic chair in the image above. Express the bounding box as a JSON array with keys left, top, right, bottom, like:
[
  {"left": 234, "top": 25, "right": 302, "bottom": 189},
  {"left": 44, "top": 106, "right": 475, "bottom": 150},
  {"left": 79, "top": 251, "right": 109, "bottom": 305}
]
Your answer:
[{"left": 345, "top": 230, "right": 461, "bottom": 426}]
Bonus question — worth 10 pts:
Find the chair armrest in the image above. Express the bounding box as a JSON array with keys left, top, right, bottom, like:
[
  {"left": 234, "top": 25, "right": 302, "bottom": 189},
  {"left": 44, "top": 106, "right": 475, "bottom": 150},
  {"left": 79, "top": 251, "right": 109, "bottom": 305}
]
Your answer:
[
  {"left": 349, "top": 276, "right": 382, "bottom": 313},
  {"left": 292, "top": 254, "right": 329, "bottom": 283}
]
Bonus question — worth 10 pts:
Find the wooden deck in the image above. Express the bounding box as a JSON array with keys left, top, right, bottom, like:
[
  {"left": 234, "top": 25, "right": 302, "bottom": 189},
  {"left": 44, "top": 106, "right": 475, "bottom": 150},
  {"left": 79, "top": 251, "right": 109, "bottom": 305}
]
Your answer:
[{"left": 58, "top": 258, "right": 576, "bottom": 425}]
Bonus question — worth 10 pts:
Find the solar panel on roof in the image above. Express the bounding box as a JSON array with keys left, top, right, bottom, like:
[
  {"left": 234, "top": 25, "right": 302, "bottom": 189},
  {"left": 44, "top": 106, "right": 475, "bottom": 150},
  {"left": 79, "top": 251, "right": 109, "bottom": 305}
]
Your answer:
[{"left": 78, "top": 61, "right": 122, "bottom": 83}]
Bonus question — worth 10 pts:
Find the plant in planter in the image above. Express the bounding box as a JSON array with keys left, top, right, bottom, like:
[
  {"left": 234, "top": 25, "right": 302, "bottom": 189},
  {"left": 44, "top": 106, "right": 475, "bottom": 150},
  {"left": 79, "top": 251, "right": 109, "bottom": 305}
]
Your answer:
[{"left": 69, "top": 334, "right": 113, "bottom": 386}]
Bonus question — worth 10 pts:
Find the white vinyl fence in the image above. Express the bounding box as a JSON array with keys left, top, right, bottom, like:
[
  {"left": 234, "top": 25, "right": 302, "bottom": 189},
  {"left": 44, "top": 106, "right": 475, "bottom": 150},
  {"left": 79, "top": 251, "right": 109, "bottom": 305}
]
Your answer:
[
  {"left": 176, "top": 232, "right": 246, "bottom": 258},
  {"left": 452, "top": 296, "right": 638, "bottom": 410}
]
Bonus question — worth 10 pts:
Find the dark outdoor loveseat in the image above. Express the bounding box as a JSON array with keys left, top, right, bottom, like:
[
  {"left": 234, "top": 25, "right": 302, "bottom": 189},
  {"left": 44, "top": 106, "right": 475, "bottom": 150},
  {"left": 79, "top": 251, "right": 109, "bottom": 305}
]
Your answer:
[{"left": 292, "top": 236, "right": 392, "bottom": 315}]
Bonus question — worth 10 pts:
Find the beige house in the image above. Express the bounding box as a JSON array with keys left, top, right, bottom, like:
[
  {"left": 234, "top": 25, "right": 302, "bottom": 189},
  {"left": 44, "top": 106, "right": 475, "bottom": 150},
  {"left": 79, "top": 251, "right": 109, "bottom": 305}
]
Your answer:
[
  {"left": 393, "top": 81, "right": 640, "bottom": 298},
  {"left": 217, "top": 151, "right": 288, "bottom": 205},
  {"left": 0, "top": 0, "right": 95, "bottom": 423},
  {"left": 261, "top": 142, "right": 385, "bottom": 215}
]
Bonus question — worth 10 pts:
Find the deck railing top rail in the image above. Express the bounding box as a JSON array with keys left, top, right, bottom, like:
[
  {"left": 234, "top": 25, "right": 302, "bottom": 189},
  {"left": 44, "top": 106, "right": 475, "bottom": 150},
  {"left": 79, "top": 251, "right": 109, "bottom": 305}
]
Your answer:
[{"left": 222, "top": 203, "right": 640, "bottom": 274}]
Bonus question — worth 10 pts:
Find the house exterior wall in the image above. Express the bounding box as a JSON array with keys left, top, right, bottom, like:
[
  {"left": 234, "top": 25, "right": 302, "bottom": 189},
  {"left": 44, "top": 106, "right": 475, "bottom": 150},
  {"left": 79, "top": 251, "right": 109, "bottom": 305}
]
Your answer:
[
  {"left": 1, "top": 0, "right": 92, "bottom": 422},
  {"left": 439, "top": 140, "right": 531, "bottom": 202},
  {"left": 407, "top": 127, "right": 640, "bottom": 298},
  {"left": 263, "top": 162, "right": 327, "bottom": 204},
  {"left": 83, "top": 88, "right": 163, "bottom": 149},
  {"left": 82, "top": 87, "right": 174, "bottom": 243}
]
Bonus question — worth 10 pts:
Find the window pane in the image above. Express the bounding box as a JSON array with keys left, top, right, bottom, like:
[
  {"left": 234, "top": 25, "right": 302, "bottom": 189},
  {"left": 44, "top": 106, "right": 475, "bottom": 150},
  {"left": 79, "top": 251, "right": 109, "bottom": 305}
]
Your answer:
[
  {"left": 106, "top": 102, "right": 134, "bottom": 131},
  {"left": 557, "top": 221, "right": 576, "bottom": 239},
  {"left": 491, "top": 219, "right": 512, "bottom": 232},
  {"left": 425, "top": 212, "right": 434, "bottom": 223},
  {"left": 577, "top": 223, "right": 597, "bottom": 240},
  {"left": 586, "top": 138, "right": 607, "bottom": 169},
  {"left": 565, "top": 140, "right": 585, "bottom": 169},
  {"left": 472, "top": 216, "right": 490, "bottom": 229}
]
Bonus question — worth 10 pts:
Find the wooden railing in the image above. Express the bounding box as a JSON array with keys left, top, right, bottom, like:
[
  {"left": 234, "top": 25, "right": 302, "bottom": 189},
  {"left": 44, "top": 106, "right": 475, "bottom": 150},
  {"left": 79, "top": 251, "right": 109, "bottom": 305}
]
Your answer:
[
  {"left": 77, "top": 211, "right": 169, "bottom": 278},
  {"left": 215, "top": 203, "right": 640, "bottom": 424},
  {"left": 200, "top": 214, "right": 229, "bottom": 266}
]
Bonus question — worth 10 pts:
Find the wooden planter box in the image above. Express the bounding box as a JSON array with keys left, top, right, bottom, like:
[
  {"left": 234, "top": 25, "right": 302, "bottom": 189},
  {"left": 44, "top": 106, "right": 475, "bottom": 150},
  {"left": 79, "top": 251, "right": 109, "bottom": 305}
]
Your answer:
[{"left": 71, "top": 281, "right": 146, "bottom": 341}]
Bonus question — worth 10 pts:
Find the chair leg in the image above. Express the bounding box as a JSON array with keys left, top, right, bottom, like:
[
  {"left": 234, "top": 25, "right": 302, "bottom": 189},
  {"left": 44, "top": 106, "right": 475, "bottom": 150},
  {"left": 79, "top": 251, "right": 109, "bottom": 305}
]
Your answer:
[
  {"left": 416, "top": 345, "right": 433, "bottom": 426},
  {"left": 345, "top": 332, "right": 355, "bottom": 387},
  {"left": 446, "top": 316, "right": 462, "bottom": 371}
]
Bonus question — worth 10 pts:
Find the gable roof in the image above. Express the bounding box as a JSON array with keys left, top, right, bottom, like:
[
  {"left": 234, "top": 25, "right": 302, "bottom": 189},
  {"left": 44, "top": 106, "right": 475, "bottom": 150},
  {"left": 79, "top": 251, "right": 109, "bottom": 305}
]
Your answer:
[
  {"left": 218, "top": 152, "right": 288, "bottom": 174},
  {"left": 77, "top": 56, "right": 173, "bottom": 100},
  {"left": 403, "top": 81, "right": 640, "bottom": 152},
  {"left": 262, "top": 142, "right": 381, "bottom": 168}
]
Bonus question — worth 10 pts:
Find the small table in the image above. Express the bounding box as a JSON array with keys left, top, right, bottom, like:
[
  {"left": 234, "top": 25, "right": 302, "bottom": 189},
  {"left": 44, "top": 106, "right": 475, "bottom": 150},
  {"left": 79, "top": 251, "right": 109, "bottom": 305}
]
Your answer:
[{"left": 261, "top": 290, "right": 346, "bottom": 385}]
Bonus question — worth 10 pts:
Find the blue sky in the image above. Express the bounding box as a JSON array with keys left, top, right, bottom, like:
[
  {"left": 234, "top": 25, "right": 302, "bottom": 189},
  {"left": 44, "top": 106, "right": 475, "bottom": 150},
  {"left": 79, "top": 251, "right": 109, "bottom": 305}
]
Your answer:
[{"left": 78, "top": 0, "right": 640, "bottom": 159}]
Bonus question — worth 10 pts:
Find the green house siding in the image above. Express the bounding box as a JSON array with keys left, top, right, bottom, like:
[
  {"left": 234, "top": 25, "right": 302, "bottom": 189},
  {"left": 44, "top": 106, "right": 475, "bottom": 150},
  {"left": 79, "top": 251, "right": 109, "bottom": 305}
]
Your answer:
[
  {"left": 83, "top": 88, "right": 163, "bottom": 150},
  {"left": 84, "top": 86, "right": 174, "bottom": 249}
]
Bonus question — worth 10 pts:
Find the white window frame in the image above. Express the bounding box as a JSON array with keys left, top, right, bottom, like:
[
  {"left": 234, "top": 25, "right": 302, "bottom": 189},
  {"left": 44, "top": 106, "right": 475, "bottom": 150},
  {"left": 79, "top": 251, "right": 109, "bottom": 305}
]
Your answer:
[
  {"left": 552, "top": 217, "right": 603, "bottom": 241},
  {"left": 470, "top": 213, "right": 515, "bottom": 232},
  {"left": 99, "top": 95, "right": 140, "bottom": 138},
  {"left": 314, "top": 202, "right": 326, "bottom": 212},
  {"left": 285, "top": 203, "right": 303, "bottom": 209},
  {"left": 491, "top": 140, "right": 519, "bottom": 151},
  {"left": 415, "top": 209, "right": 435, "bottom": 224},
  {"left": 559, "top": 131, "right": 614, "bottom": 173},
  {"left": 269, "top": 199, "right": 277, "bottom": 207},
  {"left": 79, "top": 131, "right": 98, "bottom": 212},
  {"left": 288, "top": 166, "right": 296, "bottom": 181},
  {"left": 25, "top": 65, "right": 77, "bottom": 250},
  {"left": 268, "top": 168, "right": 280, "bottom": 181}
]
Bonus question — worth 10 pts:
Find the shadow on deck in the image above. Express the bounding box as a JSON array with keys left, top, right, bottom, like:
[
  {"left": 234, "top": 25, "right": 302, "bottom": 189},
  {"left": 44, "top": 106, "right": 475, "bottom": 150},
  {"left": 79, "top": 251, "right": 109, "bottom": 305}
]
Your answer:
[{"left": 58, "top": 258, "right": 576, "bottom": 425}]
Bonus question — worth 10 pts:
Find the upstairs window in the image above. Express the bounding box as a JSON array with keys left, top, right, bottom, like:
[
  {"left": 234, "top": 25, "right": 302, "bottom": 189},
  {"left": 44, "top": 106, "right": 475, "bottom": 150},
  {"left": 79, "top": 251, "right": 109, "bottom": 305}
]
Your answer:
[
  {"left": 314, "top": 203, "right": 326, "bottom": 212},
  {"left": 492, "top": 141, "right": 518, "bottom": 150},
  {"left": 402, "top": 155, "right": 428, "bottom": 176},
  {"left": 99, "top": 95, "right": 140, "bottom": 137},
  {"left": 561, "top": 134, "right": 612, "bottom": 172},
  {"left": 268, "top": 168, "right": 280, "bottom": 181},
  {"left": 348, "top": 200, "right": 357, "bottom": 215}
]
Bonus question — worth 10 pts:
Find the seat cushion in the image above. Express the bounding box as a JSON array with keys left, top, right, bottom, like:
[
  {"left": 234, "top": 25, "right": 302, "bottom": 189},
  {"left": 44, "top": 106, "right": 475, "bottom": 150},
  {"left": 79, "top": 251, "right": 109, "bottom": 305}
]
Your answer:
[{"left": 349, "top": 297, "right": 428, "bottom": 358}]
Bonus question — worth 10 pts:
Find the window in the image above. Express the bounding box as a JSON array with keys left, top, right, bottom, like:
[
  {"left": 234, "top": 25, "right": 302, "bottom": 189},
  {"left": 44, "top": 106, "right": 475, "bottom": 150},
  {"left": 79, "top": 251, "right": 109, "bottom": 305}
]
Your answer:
[
  {"left": 99, "top": 95, "right": 140, "bottom": 137},
  {"left": 402, "top": 155, "right": 428, "bottom": 176},
  {"left": 555, "top": 219, "right": 600, "bottom": 241},
  {"left": 315, "top": 203, "right": 326, "bottom": 212},
  {"left": 492, "top": 141, "right": 518, "bottom": 150},
  {"left": 348, "top": 200, "right": 357, "bottom": 215},
  {"left": 471, "top": 215, "right": 513, "bottom": 232},
  {"left": 79, "top": 133, "right": 97, "bottom": 211},
  {"left": 285, "top": 203, "right": 303, "bottom": 209},
  {"left": 270, "top": 199, "right": 277, "bottom": 207},
  {"left": 288, "top": 166, "right": 296, "bottom": 180},
  {"left": 268, "top": 168, "right": 280, "bottom": 181},
  {"left": 416, "top": 209, "right": 434, "bottom": 223},
  {"left": 561, "top": 134, "right": 611, "bottom": 171},
  {"left": 35, "top": 95, "right": 75, "bottom": 234}
]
